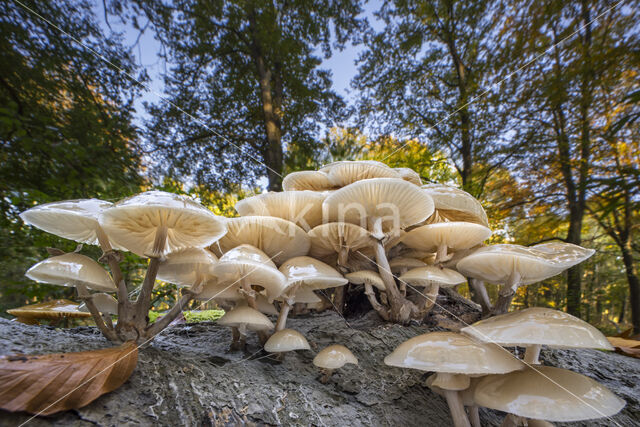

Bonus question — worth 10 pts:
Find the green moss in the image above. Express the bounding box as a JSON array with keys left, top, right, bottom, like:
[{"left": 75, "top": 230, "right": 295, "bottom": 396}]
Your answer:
[{"left": 146, "top": 309, "right": 224, "bottom": 324}]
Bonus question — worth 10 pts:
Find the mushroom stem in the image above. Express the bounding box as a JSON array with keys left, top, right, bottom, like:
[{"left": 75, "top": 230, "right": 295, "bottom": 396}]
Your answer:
[
  {"left": 370, "top": 217, "right": 408, "bottom": 322},
  {"left": 468, "top": 405, "right": 481, "bottom": 427},
  {"left": 99, "top": 250, "right": 129, "bottom": 325},
  {"left": 150, "top": 224, "right": 169, "bottom": 258},
  {"left": 76, "top": 284, "right": 118, "bottom": 342},
  {"left": 364, "top": 283, "right": 389, "bottom": 321},
  {"left": 239, "top": 280, "right": 269, "bottom": 344},
  {"left": 333, "top": 286, "right": 346, "bottom": 314},
  {"left": 469, "top": 278, "right": 492, "bottom": 316},
  {"left": 524, "top": 344, "right": 542, "bottom": 364},
  {"left": 442, "top": 389, "right": 472, "bottom": 427},
  {"left": 230, "top": 327, "right": 241, "bottom": 351},
  {"left": 319, "top": 368, "right": 333, "bottom": 384},
  {"left": 275, "top": 298, "right": 293, "bottom": 331},
  {"left": 492, "top": 271, "right": 521, "bottom": 316},
  {"left": 145, "top": 287, "right": 195, "bottom": 338},
  {"left": 133, "top": 256, "right": 162, "bottom": 327},
  {"left": 337, "top": 247, "right": 349, "bottom": 267},
  {"left": 435, "top": 244, "right": 452, "bottom": 264},
  {"left": 424, "top": 283, "right": 440, "bottom": 313}
]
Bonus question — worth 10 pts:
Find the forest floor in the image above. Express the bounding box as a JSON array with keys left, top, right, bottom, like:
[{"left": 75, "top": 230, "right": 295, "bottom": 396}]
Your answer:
[{"left": 1, "top": 301, "right": 639, "bottom": 426}]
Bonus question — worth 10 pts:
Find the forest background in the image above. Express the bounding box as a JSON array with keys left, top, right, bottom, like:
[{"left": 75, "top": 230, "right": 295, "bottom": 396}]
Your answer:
[{"left": 1, "top": 0, "right": 638, "bottom": 334}]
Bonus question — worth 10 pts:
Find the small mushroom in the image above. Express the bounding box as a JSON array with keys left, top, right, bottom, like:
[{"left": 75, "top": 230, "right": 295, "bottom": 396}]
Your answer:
[
  {"left": 472, "top": 366, "right": 625, "bottom": 423},
  {"left": 402, "top": 222, "right": 492, "bottom": 264},
  {"left": 313, "top": 344, "right": 358, "bottom": 383},
  {"left": 346, "top": 270, "right": 389, "bottom": 309},
  {"left": 8, "top": 299, "right": 91, "bottom": 326},
  {"left": 399, "top": 266, "right": 467, "bottom": 315},
  {"left": 421, "top": 184, "right": 489, "bottom": 227},
  {"left": 217, "top": 305, "right": 274, "bottom": 350},
  {"left": 26, "top": 253, "right": 116, "bottom": 293},
  {"left": 264, "top": 328, "right": 310, "bottom": 356},
  {"left": 209, "top": 216, "right": 310, "bottom": 265},
  {"left": 384, "top": 332, "right": 524, "bottom": 427},
  {"left": 234, "top": 191, "right": 325, "bottom": 231},
  {"left": 276, "top": 256, "right": 347, "bottom": 331},
  {"left": 461, "top": 307, "right": 613, "bottom": 364},
  {"left": 282, "top": 170, "right": 333, "bottom": 191},
  {"left": 457, "top": 243, "right": 595, "bottom": 314},
  {"left": 79, "top": 293, "right": 118, "bottom": 315},
  {"left": 308, "top": 222, "right": 372, "bottom": 267},
  {"left": 324, "top": 160, "right": 400, "bottom": 187},
  {"left": 394, "top": 167, "right": 422, "bottom": 186}
]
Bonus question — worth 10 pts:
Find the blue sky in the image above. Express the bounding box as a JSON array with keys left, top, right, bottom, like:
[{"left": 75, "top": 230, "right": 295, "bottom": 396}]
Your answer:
[{"left": 94, "top": 1, "right": 384, "bottom": 126}]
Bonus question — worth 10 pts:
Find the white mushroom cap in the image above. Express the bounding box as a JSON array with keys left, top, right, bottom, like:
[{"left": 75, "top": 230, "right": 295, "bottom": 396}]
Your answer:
[
  {"left": 282, "top": 170, "right": 333, "bottom": 191},
  {"left": 212, "top": 244, "right": 287, "bottom": 301},
  {"left": 394, "top": 168, "right": 422, "bottom": 186},
  {"left": 217, "top": 305, "right": 274, "bottom": 333},
  {"left": 279, "top": 256, "right": 347, "bottom": 291},
  {"left": 421, "top": 184, "right": 489, "bottom": 227},
  {"left": 194, "top": 280, "right": 242, "bottom": 302},
  {"left": 325, "top": 160, "right": 400, "bottom": 187},
  {"left": 308, "top": 222, "right": 372, "bottom": 259},
  {"left": 313, "top": 345, "right": 358, "bottom": 369},
  {"left": 400, "top": 266, "right": 467, "bottom": 288},
  {"left": 99, "top": 191, "right": 227, "bottom": 258},
  {"left": 345, "top": 270, "right": 386, "bottom": 291},
  {"left": 290, "top": 286, "right": 322, "bottom": 304},
  {"left": 461, "top": 307, "right": 613, "bottom": 350},
  {"left": 209, "top": 216, "right": 310, "bottom": 265},
  {"left": 254, "top": 294, "right": 279, "bottom": 315},
  {"left": 264, "top": 328, "right": 310, "bottom": 352},
  {"left": 323, "top": 178, "right": 435, "bottom": 233},
  {"left": 456, "top": 243, "right": 595, "bottom": 286},
  {"left": 8, "top": 299, "right": 92, "bottom": 320},
  {"left": 19, "top": 199, "right": 121, "bottom": 249},
  {"left": 402, "top": 222, "right": 492, "bottom": 253},
  {"left": 26, "top": 253, "right": 116, "bottom": 292},
  {"left": 234, "top": 191, "right": 325, "bottom": 231},
  {"left": 157, "top": 247, "right": 218, "bottom": 287},
  {"left": 384, "top": 332, "right": 524, "bottom": 375},
  {"left": 79, "top": 293, "right": 118, "bottom": 315},
  {"left": 473, "top": 366, "right": 625, "bottom": 422},
  {"left": 389, "top": 257, "right": 428, "bottom": 274},
  {"left": 319, "top": 159, "right": 387, "bottom": 173}
]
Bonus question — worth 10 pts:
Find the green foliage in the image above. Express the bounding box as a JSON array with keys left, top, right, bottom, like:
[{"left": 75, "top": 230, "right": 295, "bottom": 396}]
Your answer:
[{"left": 0, "top": 0, "right": 145, "bottom": 314}]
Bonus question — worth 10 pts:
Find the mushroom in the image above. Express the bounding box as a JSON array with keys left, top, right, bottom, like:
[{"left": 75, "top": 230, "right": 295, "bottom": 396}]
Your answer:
[
  {"left": 26, "top": 253, "right": 116, "bottom": 293},
  {"left": 323, "top": 178, "right": 435, "bottom": 323},
  {"left": 472, "top": 366, "right": 625, "bottom": 424},
  {"left": 456, "top": 243, "right": 595, "bottom": 315},
  {"left": 19, "top": 199, "right": 121, "bottom": 251},
  {"left": 217, "top": 305, "right": 275, "bottom": 350},
  {"left": 308, "top": 222, "right": 372, "bottom": 267},
  {"left": 100, "top": 190, "right": 227, "bottom": 259},
  {"left": 394, "top": 167, "right": 422, "bottom": 186},
  {"left": 209, "top": 216, "right": 310, "bottom": 265},
  {"left": 324, "top": 160, "right": 400, "bottom": 187},
  {"left": 282, "top": 170, "right": 333, "bottom": 191},
  {"left": 234, "top": 191, "right": 325, "bottom": 231},
  {"left": 389, "top": 257, "right": 428, "bottom": 275},
  {"left": 8, "top": 299, "right": 91, "bottom": 326},
  {"left": 421, "top": 184, "right": 489, "bottom": 227},
  {"left": 276, "top": 256, "right": 347, "bottom": 331},
  {"left": 79, "top": 293, "right": 118, "bottom": 315},
  {"left": 264, "top": 328, "right": 310, "bottom": 355},
  {"left": 399, "top": 266, "right": 467, "bottom": 315},
  {"left": 384, "top": 332, "right": 524, "bottom": 427},
  {"left": 313, "top": 344, "right": 358, "bottom": 383},
  {"left": 402, "top": 222, "right": 492, "bottom": 264},
  {"left": 425, "top": 375, "right": 482, "bottom": 427},
  {"left": 461, "top": 307, "right": 614, "bottom": 364},
  {"left": 345, "top": 270, "right": 389, "bottom": 309}
]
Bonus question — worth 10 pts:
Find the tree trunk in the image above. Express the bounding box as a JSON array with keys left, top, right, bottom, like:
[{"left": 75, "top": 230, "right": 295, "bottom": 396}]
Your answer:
[
  {"left": 248, "top": 10, "right": 283, "bottom": 191},
  {"left": 620, "top": 244, "right": 640, "bottom": 333}
]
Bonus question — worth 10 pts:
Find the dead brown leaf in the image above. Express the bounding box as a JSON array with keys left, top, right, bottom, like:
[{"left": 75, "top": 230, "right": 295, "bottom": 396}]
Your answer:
[
  {"left": 0, "top": 341, "right": 138, "bottom": 415},
  {"left": 607, "top": 336, "right": 640, "bottom": 359}
]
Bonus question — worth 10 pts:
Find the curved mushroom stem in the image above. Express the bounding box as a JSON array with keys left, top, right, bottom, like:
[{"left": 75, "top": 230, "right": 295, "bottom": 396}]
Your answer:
[
  {"left": 76, "top": 283, "right": 118, "bottom": 342},
  {"left": 468, "top": 405, "right": 481, "bottom": 427},
  {"left": 524, "top": 344, "right": 542, "bottom": 364},
  {"left": 442, "top": 389, "right": 471, "bottom": 427},
  {"left": 364, "top": 283, "right": 389, "bottom": 321},
  {"left": 469, "top": 278, "right": 492, "bottom": 317},
  {"left": 424, "top": 283, "right": 440, "bottom": 313},
  {"left": 145, "top": 279, "right": 203, "bottom": 338},
  {"left": 435, "top": 244, "right": 453, "bottom": 264},
  {"left": 369, "top": 217, "right": 412, "bottom": 323},
  {"left": 319, "top": 368, "right": 334, "bottom": 384},
  {"left": 239, "top": 280, "right": 269, "bottom": 344},
  {"left": 276, "top": 296, "right": 294, "bottom": 331}
]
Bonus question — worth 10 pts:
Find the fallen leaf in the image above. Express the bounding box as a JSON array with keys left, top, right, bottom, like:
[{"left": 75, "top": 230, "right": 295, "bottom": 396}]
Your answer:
[
  {"left": 607, "top": 336, "right": 640, "bottom": 349},
  {"left": 0, "top": 341, "right": 138, "bottom": 415}
]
